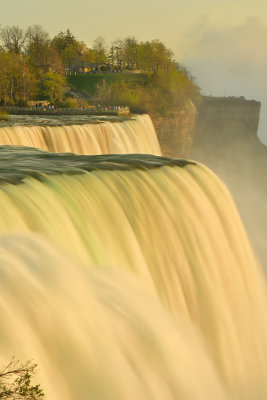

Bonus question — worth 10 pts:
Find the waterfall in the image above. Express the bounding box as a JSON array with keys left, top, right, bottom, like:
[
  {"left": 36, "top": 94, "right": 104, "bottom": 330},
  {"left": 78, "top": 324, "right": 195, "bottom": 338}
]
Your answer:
[
  {"left": 0, "top": 114, "right": 161, "bottom": 155},
  {"left": 0, "top": 147, "right": 266, "bottom": 399}
]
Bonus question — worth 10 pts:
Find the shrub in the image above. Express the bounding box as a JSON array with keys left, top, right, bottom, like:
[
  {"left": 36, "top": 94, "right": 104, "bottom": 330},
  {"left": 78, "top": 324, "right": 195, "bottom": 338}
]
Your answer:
[
  {"left": 0, "top": 358, "right": 44, "bottom": 400},
  {"left": 0, "top": 110, "right": 9, "bottom": 121}
]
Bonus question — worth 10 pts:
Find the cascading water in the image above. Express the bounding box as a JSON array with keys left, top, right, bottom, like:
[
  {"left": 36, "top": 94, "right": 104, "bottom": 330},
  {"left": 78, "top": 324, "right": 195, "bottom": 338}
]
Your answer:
[
  {"left": 0, "top": 114, "right": 161, "bottom": 155},
  {"left": 0, "top": 235, "right": 227, "bottom": 400},
  {"left": 0, "top": 146, "right": 266, "bottom": 400}
]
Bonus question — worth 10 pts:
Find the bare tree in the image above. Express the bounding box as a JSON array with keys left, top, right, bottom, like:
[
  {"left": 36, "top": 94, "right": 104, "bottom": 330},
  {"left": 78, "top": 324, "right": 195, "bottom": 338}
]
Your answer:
[
  {"left": 0, "top": 26, "right": 27, "bottom": 54},
  {"left": 26, "top": 25, "right": 50, "bottom": 50},
  {"left": 93, "top": 36, "right": 107, "bottom": 62}
]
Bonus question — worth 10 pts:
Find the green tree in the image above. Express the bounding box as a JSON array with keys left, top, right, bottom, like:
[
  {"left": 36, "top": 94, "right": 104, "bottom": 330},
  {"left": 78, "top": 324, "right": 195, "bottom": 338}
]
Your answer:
[
  {"left": 40, "top": 72, "right": 68, "bottom": 104},
  {"left": 123, "top": 37, "right": 139, "bottom": 70},
  {"left": 82, "top": 47, "right": 97, "bottom": 64},
  {"left": 110, "top": 40, "right": 124, "bottom": 70},
  {"left": 137, "top": 40, "right": 174, "bottom": 72},
  {"left": 0, "top": 52, "right": 36, "bottom": 105},
  {"left": 51, "top": 29, "right": 77, "bottom": 54},
  {"left": 61, "top": 45, "right": 80, "bottom": 73},
  {"left": 51, "top": 30, "right": 87, "bottom": 73},
  {"left": 0, "top": 358, "right": 44, "bottom": 400}
]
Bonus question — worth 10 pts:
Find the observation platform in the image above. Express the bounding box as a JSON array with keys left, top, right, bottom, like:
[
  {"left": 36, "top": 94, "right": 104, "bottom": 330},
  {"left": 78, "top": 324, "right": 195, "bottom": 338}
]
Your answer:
[{"left": 0, "top": 106, "right": 130, "bottom": 116}]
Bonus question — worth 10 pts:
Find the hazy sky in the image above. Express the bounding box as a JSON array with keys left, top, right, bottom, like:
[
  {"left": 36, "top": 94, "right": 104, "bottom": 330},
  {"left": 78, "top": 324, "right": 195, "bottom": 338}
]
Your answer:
[{"left": 3, "top": 0, "right": 267, "bottom": 142}]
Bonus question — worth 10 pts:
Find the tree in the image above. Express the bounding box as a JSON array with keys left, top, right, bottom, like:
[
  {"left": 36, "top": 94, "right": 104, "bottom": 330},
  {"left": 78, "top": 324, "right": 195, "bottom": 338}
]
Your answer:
[
  {"left": 51, "top": 30, "right": 86, "bottom": 73},
  {"left": 25, "top": 25, "right": 62, "bottom": 74},
  {"left": 25, "top": 25, "right": 50, "bottom": 51},
  {"left": 40, "top": 72, "right": 68, "bottom": 104},
  {"left": 137, "top": 40, "right": 174, "bottom": 72},
  {"left": 0, "top": 52, "right": 12, "bottom": 105},
  {"left": 81, "top": 47, "right": 96, "bottom": 64},
  {"left": 0, "top": 358, "right": 44, "bottom": 400},
  {"left": 61, "top": 45, "right": 80, "bottom": 73},
  {"left": 123, "top": 37, "right": 139, "bottom": 70},
  {"left": 110, "top": 39, "right": 124, "bottom": 70},
  {"left": 92, "top": 36, "right": 107, "bottom": 63},
  {"left": 0, "top": 52, "right": 36, "bottom": 105},
  {"left": 51, "top": 29, "right": 77, "bottom": 55},
  {"left": 0, "top": 26, "right": 27, "bottom": 54},
  {"left": 28, "top": 43, "right": 63, "bottom": 75}
]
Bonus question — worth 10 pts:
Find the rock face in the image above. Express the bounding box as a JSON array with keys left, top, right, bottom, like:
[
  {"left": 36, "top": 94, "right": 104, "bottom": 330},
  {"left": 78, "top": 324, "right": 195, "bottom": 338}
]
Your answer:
[
  {"left": 151, "top": 102, "right": 197, "bottom": 158},
  {"left": 190, "top": 96, "right": 262, "bottom": 158},
  {"left": 189, "top": 96, "right": 267, "bottom": 180},
  {"left": 188, "top": 96, "right": 267, "bottom": 271}
]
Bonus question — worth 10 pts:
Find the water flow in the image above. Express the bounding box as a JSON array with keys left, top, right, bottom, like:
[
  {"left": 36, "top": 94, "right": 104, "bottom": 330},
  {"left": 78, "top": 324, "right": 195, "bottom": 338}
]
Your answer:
[
  {"left": 0, "top": 234, "right": 226, "bottom": 400},
  {"left": 0, "top": 155, "right": 266, "bottom": 399},
  {"left": 0, "top": 114, "right": 161, "bottom": 155}
]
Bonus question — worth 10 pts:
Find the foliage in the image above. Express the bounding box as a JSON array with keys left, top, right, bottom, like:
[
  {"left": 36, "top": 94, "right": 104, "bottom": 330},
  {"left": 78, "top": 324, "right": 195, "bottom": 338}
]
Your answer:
[
  {"left": 109, "top": 37, "right": 174, "bottom": 72},
  {"left": 0, "top": 52, "right": 37, "bottom": 105},
  {"left": 51, "top": 31, "right": 107, "bottom": 73},
  {"left": 40, "top": 72, "right": 68, "bottom": 103},
  {"left": 0, "top": 24, "right": 201, "bottom": 110},
  {"left": 60, "top": 97, "right": 84, "bottom": 108},
  {"left": 76, "top": 68, "right": 201, "bottom": 116},
  {"left": 0, "top": 358, "right": 44, "bottom": 400},
  {"left": 26, "top": 26, "right": 62, "bottom": 75},
  {"left": 0, "top": 110, "right": 9, "bottom": 121}
]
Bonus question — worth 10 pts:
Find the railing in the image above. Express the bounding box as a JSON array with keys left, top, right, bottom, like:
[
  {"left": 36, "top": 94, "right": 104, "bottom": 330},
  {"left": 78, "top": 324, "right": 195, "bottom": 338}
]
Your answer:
[
  {"left": 0, "top": 106, "right": 130, "bottom": 116},
  {"left": 66, "top": 70, "right": 145, "bottom": 76}
]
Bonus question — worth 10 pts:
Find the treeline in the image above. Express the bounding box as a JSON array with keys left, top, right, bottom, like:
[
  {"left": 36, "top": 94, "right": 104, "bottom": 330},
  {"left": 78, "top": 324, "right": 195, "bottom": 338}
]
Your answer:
[
  {"left": 0, "top": 25, "right": 201, "bottom": 114},
  {"left": 94, "top": 39, "right": 202, "bottom": 115},
  {"left": 108, "top": 38, "right": 174, "bottom": 72},
  {"left": 0, "top": 25, "right": 107, "bottom": 106},
  {"left": 94, "top": 69, "right": 201, "bottom": 116}
]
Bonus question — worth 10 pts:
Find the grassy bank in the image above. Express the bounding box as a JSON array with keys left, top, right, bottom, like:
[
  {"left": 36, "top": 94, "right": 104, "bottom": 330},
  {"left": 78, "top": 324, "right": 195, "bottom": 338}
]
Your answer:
[
  {"left": 68, "top": 70, "right": 202, "bottom": 116},
  {"left": 68, "top": 73, "right": 150, "bottom": 97}
]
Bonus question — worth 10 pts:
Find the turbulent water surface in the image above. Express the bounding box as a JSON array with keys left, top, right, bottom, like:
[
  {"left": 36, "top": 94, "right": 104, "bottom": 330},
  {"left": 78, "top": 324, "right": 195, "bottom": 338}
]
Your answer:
[
  {"left": 0, "top": 146, "right": 192, "bottom": 184},
  {"left": 0, "top": 116, "right": 266, "bottom": 400}
]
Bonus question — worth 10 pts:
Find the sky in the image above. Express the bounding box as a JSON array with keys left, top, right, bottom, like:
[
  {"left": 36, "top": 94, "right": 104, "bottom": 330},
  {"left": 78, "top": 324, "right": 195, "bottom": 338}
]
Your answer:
[{"left": 2, "top": 0, "right": 267, "bottom": 143}]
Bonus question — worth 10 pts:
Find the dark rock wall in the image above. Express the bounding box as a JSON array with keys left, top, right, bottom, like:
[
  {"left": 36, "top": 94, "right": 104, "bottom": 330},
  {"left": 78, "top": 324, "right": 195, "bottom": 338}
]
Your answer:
[{"left": 151, "top": 102, "right": 197, "bottom": 158}]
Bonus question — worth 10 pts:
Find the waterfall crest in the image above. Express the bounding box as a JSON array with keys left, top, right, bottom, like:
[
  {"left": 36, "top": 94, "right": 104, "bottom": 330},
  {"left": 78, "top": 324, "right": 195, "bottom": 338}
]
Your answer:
[
  {"left": 0, "top": 149, "right": 266, "bottom": 399},
  {"left": 0, "top": 114, "right": 161, "bottom": 155}
]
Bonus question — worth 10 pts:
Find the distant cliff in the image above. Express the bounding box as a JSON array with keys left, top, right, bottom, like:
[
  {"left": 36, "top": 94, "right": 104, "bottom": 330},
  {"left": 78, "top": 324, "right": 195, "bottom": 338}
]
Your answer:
[
  {"left": 152, "top": 95, "right": 265, "bottom": 160},
  {"left": 189, "top": 96, "right": 267, "bottom": 184},
  {"left": 188, "top": 96, "right": 267, "bottom": 271},
  {"left": 190, "top": 96, "right": 262, "bottom": 159}
]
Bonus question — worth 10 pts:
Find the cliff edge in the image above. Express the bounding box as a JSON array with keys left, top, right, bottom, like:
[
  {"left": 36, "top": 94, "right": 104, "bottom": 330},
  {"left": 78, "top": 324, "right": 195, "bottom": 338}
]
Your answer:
[{"left": 188, "top": 96, "right": 267, "bottom": 270}]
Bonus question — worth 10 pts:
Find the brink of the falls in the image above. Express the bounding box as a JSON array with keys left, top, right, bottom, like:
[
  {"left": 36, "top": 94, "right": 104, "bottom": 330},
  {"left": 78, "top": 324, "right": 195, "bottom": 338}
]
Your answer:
[
  {"left": 0, "top": 146, "right": 266, "bottom": 400},
  {"left": 0, "top": 114, "right": 161, "bottom": 155}
]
